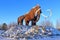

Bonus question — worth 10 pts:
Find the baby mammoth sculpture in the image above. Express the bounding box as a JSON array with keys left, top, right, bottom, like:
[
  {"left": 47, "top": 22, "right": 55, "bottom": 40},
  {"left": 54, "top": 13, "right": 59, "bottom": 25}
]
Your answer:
[{"left": 18, "top": 4, "right": 42, "bottom": 26}]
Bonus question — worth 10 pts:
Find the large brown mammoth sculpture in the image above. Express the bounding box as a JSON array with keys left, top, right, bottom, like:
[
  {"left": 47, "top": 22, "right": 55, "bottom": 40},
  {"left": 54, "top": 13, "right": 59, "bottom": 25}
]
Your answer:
[{"left": 18, "top": 4, "right": 42, "bottom": 26}]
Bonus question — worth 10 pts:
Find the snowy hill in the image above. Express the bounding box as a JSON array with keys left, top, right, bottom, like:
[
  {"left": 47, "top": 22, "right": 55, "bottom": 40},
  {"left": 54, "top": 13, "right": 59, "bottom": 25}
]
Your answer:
[{"left": 0, "top": 25, "right": 60, "bottom": 40}]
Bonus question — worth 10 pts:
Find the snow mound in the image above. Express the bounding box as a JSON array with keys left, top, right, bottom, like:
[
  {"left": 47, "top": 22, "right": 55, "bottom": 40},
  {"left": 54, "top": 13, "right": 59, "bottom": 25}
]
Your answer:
[{"left": 0, "top": 25, "right": 60, "bottom": 40}]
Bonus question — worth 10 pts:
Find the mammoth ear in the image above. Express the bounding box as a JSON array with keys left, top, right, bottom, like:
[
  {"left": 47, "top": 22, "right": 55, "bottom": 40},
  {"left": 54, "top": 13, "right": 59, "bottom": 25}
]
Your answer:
[{"left": 35, "top": 8, "right": 40, "bottom": 16}]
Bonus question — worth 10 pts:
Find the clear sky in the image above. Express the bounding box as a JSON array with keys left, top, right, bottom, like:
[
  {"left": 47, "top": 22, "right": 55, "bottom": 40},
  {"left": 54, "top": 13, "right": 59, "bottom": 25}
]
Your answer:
[{"left": 0, "top": 0, "right": 60, "bottom": 27}]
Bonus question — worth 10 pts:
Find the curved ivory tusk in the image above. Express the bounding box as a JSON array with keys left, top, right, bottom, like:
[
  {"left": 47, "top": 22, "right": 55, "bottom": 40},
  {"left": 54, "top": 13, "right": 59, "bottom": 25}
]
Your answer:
[
  {"left": 41, "top": 9, "right": 52, "bottom": 18},
  {"left": 46, "top": 9, "right": 52, "bottom": 17},
  {"left": 35, "top": 8, "right": 41, "bottom": 16},
  {"left": 41, "top": 13, "right": 48, "bottom": 18}
]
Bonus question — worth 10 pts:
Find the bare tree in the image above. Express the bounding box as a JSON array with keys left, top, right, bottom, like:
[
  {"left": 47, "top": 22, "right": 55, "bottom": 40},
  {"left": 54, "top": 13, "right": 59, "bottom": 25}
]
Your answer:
[
  {"left": 40, "top": 20, "right": 53, "bottom": 27},
  {"left": 8, "top": 22, "right": 17, "bottom": 29},
  {"left": 0, "top": 24, "right": 2, "bottom": 30},
  {"left": 56, "top": 19, "right": 60, "bottom": 30}
]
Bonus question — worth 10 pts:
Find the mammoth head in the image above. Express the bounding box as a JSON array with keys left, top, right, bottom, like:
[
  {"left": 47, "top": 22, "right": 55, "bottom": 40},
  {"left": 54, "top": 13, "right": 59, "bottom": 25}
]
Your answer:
[
  {"left": 32, "top": 4, "right": 42, "bottom": 17},
  {"left": 32, "top": 4, "right": 42, "bottom": 21}
]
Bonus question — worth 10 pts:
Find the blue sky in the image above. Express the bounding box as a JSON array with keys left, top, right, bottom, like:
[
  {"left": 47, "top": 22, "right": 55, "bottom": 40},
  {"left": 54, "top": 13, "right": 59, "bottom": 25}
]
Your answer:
[{"left": 0, "top": 0, "right": 60, "bottom": 27}]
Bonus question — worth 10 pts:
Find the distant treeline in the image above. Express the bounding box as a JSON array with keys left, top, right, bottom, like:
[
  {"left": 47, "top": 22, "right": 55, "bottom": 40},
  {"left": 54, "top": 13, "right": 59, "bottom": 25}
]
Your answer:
[{"left": 0, "top": 19, "right": 60, "bottom": 30}]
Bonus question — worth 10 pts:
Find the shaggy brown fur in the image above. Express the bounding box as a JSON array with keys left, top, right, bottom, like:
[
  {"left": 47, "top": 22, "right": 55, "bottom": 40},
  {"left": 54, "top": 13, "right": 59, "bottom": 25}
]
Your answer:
[{"left": 18, "top": 4, "right": 42, "bottom": 25}]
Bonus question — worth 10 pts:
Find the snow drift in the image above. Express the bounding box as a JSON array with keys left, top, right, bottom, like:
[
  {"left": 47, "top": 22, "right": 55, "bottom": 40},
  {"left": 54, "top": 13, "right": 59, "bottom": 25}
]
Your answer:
[{"left": 0, "top": 25, "right": 60, "bottom": 40}]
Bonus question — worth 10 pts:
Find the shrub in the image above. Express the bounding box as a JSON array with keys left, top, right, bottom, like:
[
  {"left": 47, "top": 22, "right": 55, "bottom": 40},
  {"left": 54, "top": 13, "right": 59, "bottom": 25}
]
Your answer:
[{"left": 2, "top": 23, "right": 7, "bottom": 30}]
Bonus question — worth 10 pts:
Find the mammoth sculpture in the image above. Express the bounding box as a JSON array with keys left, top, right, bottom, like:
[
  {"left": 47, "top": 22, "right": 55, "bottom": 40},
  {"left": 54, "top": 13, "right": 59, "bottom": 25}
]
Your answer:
[{"left": 18, "top": 4, "right": 42, "bottom": 26}]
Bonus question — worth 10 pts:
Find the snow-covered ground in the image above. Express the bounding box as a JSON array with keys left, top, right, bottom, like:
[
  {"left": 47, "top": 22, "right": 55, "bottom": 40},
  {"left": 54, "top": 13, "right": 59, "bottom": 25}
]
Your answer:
[{"left": 0, "top": 25, "right": 60, "bottom": 40}]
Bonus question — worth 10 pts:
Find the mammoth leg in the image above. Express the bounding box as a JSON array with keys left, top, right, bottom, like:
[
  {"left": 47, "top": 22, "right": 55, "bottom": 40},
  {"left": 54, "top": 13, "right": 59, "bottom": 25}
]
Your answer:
[
  {"left": 25, "top": 21, "right": 29, "bottom": 26},
  {"left": 32, "top": 21, "right": 36, "bottom": 25},
  {"left": 18, "top": 18, "right": 23, "bottom": 25},
  {"left": 18, "top": 21, "right": 23, "bottom": 25},
  {"left": 18, "top": 22, "right": 19, "bottom": 25},
  {"left": 18, "top": 19, "right": 20, "bottom": 25},
  {"left": 33, "top": 22, "right": 36, "bottom": 25},
  {"left": 20, "top": 20, "right": 23, "bottom": 25},
  {"left": 18, "top": 15, "right": 25, "bottom": 25},
  {"left": 32, "top": 23, "right": 36, "bottom": 25}
]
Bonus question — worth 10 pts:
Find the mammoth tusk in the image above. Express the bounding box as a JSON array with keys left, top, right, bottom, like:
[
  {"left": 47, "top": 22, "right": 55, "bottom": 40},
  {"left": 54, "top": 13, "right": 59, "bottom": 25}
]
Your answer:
[
  {"left": 41, "top": 9, "right": 52, "bottom": 18},
  {"left": 41, "top": 13, "right": 48, "bottom": 18},
  {"left": 35, "top": 8, "right": 41, "bottom": 16},
  {"left": 46, "top": 9, "right": 52, "bottom": 17}
]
